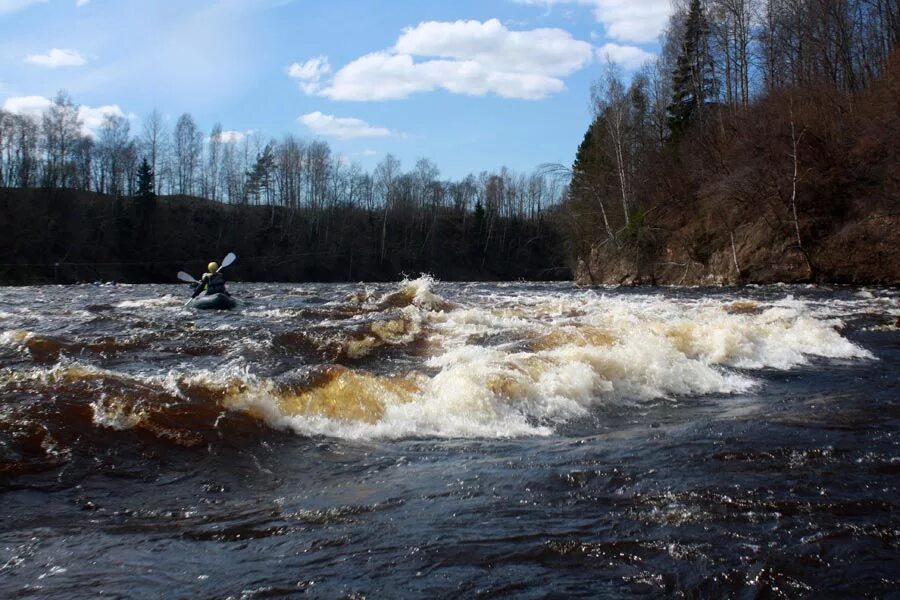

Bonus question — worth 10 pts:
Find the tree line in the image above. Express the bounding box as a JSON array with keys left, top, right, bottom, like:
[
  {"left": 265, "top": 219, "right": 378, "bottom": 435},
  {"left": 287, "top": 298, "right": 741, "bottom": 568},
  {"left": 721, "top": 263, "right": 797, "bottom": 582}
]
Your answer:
[
  {"left": 564, "top": 0, "right": 899, "bottom": 284},
  {"left": 0, "top": 94, "right": 572, "bottom": 283},
  {"left": 0, "top": 95, "right": 563, "bottom": 222}
]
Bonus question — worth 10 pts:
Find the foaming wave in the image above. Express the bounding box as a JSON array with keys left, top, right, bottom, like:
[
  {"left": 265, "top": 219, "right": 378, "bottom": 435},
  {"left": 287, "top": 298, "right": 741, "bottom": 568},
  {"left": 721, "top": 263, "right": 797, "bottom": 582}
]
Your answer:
[
  {"left": 0, "top": 329, "right": 149, "bottom": 362},
  {"left": 0, "top": 362, "right": 264, "bottom": 458},
  {"left": 210, "top": 291, "right": 875, "bottom": 440},
  {"left": 216, "top": 360, "right": 550, "bottom": 440},
  {"left": 116, "top": 295, "right": 181, "bottom": 309},
  {"left": 372, "top": 275, "right": 452, "bottom": 312},
  {"left": 539, "top": 294, "right": 876, "bottom": 369},
  {"left": 0, "top": 282, "right": 877, "bottom": 445},
  {"left": 336, "top": 308, "right": 427, "bottom": 360},
  {"left": 651, "top": 305, "right": 872, "bottom": 369},
  {"left": 90, "top": 396, "right": 146, "bottom": 431},
  {"left": 220, "top": 337, "right": 747, "bottom": 440},
  {"left": 0, "top": 329, "right": 31, "bottom": 347}
]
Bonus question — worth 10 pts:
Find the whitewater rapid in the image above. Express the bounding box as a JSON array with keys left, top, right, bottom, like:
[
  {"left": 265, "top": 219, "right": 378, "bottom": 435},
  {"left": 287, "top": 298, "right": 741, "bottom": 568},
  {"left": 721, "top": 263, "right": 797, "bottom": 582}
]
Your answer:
[
  {"left": 0, "top": 278, "right": 885, "bottom": 448},
  {"left": 2, "top": 280, "right": 899, "bottom": 599},
  {"left": 235, "top": 280, "right": 875, "bottom": 439}
]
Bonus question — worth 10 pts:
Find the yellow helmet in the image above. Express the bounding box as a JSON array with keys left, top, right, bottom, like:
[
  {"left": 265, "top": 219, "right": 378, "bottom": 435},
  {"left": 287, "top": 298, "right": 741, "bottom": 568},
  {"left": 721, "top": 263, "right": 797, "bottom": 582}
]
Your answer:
[{"left": 207, "top": 262, "right": 219, "bottom": 273}]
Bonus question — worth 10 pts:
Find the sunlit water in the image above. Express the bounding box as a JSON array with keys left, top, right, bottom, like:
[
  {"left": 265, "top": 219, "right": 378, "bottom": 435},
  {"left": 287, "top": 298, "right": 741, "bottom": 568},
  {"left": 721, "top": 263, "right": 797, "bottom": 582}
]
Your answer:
[{"left": 1, "top": 279, "right": 898, "bottom": 598}]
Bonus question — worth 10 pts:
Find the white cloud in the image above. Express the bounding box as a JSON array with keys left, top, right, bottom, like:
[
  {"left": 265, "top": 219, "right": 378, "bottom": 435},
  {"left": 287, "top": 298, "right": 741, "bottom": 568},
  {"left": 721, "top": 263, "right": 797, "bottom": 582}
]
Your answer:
[
  {"left": 287, "top": 56, "right": 331, "bottom": 94},
  {"left": 77, "top": 104, "right": 127, "bottom": 137},
  {"left": 25, "top": 48, "right": 88, "bottom": 68},
  {"left": 299, "top": 111, "right": 394, "bottom": 139},
  {"left": 76, "top": 0, "right": 90, "bottom": 7},
  {"left": 596, "top": 43, "right": 656, "bottom": 69},
  {"left": 291, "top": 18, "right": 593, "bottom": 101},
  {"left": 2, "top": 95, "right": 51, "bottom": 118},
  {"left": 3, "top": 95, "right": 127, "bottom": 137},
  {"left": 0, "top": 0, "right": 47, "bottom": 16},
  {"left": 361, "top": 149, "right": 378, "bottom": 156},
  {"left": 513, "top": 0, "right": 671, "bottom": 44},
  {"left": 211, "top": 130, "right": 248, "bottom": 143},
  {"left": 319, "top": 52, "right": 437, "bottom": 101},
  {"left": 394, "top": 19, "right": 591, "bottom": 75}
]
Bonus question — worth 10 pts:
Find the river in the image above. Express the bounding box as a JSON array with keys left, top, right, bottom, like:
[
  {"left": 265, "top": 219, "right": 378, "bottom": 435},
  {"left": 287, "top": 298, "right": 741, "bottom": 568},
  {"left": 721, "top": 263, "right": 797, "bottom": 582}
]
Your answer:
[{"left": 1, "top": 279, "right": 898, "bottom": 598}]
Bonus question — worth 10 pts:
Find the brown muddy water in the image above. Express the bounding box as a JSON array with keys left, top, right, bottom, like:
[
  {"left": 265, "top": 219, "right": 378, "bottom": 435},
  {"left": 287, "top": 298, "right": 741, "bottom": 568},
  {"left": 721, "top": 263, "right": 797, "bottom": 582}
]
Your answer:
[{"left": 1, "top": 279, "right": 898, "bottom": 598}]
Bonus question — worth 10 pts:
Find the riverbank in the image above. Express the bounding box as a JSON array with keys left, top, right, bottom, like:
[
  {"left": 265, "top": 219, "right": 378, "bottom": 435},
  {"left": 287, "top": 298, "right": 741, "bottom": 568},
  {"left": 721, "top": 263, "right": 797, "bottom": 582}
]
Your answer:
[
  {"left": 569, "top": 54, "right": 900, "bottom": 287},
  {"left": 574, "top": 208, "right": 900, "bottom": 286},
  {"left": 0, "top": 187, "right": 568, "bottom": 284}
]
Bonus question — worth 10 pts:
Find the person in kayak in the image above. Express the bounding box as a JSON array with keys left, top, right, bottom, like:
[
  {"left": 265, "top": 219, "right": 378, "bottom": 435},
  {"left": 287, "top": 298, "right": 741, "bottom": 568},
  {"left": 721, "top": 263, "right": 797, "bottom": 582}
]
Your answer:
[{"left": 191, "top": 261, "right": 230, "bottom": 299}]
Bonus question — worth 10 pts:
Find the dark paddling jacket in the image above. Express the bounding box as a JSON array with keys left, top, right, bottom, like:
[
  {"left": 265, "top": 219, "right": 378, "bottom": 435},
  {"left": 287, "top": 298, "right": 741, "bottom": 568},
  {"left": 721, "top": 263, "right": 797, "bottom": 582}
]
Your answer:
[{"left": 192, "top": 271, "right": 229, "bottom": 298}]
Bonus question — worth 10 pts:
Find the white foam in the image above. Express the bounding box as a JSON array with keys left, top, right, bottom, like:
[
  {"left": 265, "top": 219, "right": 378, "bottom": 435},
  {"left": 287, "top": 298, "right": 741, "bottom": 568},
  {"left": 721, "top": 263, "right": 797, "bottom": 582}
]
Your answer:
[
  {"left": 11, "top": 280, "right": 878, "bottom": 442},
  {"left": 242, "top": 308, "right": 305, "bottom": 319},
  {"left": 245, "top": 287, "right": 874, "bottom": 440},
  {"left": 116, "top": 294, "right": 181, "bottom": 309},
  {"left": 404, "top": 275, "right": 447, "bottom": 310},
  {"left": 90, "top": 396, "right": 145, "bottom": 430},
  {"left": 0, "top": 329, "right": 32, "bottom": 347}
]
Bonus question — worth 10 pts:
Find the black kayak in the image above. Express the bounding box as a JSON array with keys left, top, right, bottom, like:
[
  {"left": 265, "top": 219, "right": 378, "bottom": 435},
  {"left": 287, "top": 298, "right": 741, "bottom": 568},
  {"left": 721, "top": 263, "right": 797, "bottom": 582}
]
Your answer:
[{"left": 189, "top": 293, "right": 236, "bottom": 310}]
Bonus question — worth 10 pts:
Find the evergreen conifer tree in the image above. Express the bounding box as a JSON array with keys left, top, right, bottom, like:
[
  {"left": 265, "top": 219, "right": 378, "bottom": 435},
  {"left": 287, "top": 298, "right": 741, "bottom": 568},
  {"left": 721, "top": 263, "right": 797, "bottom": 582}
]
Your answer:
[
  {"left": 245, "top": 144, "right": 276, "bottom": 204},
  {"left": 572, "top": 125, "right": 595, "bottom": 177},
  {"left": 136, "top": 158, "right": 156, "bottom": 202},
  {"left": 134, "top": 157, "right": 156, "bottom": 245},
  {"left": 667, "top": 0, "right": 716, "bottom": 136}
]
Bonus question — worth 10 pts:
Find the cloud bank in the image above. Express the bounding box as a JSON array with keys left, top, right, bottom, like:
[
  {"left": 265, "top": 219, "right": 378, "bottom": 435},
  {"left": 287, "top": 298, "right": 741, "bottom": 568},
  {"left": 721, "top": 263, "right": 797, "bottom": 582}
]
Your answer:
[
  {"left": 299, "top": 112, "right": 394, "bottom": 139},
  {"left": 513, "top": 0, "right": 671, "bottom": 44},
  {"left": 25, "top": 48, "right": 88, "bottom": 68},
  {"left": 596, "top": 43, "right": 656, "bottom": 69},
  {"left": 211, "top": 130, "right": 250, "bottom": 143},
  {"left": 2, "top": 95, "right": 128, "bottom": 137},
  {"left": 290, "top": 18, "right": 594, "bottom": 101}
]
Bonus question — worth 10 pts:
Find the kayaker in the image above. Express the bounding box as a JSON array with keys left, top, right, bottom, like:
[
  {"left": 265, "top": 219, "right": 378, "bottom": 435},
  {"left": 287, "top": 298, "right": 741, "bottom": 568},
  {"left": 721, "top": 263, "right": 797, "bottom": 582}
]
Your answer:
[{"left": 191, "top": 261, "right": 230, "bottom": 299}]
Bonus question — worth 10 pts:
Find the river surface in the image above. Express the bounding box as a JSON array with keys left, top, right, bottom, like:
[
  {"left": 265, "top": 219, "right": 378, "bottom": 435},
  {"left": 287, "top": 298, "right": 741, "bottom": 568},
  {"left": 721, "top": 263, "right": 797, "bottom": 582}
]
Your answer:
[{"left": 1, "top": 280, "right": 898, "bottom": 599}]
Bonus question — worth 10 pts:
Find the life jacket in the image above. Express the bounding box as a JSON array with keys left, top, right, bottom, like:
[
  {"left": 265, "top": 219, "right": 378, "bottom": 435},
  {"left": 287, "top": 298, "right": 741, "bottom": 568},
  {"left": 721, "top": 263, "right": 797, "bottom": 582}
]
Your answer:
[{"left": 202, "top": 271, "right": 227, "bottom": 295}]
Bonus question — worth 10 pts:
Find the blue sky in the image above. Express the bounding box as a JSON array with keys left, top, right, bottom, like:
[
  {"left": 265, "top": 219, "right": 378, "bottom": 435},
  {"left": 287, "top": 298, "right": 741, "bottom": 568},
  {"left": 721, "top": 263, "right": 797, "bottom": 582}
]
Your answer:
[{"left": 0, "top": 0, "right": 671, "bottom": 179}]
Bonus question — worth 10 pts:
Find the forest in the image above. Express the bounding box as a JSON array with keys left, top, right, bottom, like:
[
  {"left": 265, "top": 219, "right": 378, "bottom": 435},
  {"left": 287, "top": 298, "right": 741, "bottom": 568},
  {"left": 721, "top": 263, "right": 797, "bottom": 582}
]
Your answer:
[
  {"left": 564, "top": 0, "right": 900, "bottom": 284},
  {"left": 0, "top": 95, "right": 568, "bottom": 283}
]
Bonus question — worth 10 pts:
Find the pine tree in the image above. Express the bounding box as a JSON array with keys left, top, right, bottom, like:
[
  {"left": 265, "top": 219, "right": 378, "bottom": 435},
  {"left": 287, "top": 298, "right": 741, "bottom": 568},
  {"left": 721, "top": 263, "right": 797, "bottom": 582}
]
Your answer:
[
  {"left": 667, "top": 0, "right": 716, "bottom": 136},
  {"left": 245, "top": 144, "right": 276, "bottom": 204},
  {"left": 136, "top": 158, "right": 156, "bottom": 202},
  {"left": 134, "top": 157, "right": 156, "bottom": 245},
  {"left": 570, "top": 118, "right": 615, "bottom": 242},
  {"left": 572, "top": 125, "right": 595, "bottom": 177}
]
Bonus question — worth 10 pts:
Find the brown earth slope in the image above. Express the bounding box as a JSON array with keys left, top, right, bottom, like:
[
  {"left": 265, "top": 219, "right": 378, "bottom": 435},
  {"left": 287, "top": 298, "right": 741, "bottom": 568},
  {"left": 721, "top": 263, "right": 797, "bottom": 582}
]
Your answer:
[{"left": 573, "top": 57, "right": 900, "bottom": 286}]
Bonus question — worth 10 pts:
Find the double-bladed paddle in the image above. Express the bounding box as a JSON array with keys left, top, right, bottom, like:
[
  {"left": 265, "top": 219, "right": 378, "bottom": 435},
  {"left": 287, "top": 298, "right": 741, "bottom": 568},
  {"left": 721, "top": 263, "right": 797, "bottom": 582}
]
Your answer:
[{"left": 176, "top": 271, "right": 198, "bottom": 284}]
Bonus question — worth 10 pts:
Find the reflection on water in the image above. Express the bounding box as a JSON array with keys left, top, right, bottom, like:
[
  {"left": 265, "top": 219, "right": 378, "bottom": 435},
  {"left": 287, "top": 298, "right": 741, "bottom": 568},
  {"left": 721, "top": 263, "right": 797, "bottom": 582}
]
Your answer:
[{"left": 1, "top": 279, "right": 898, "bottom": 597}]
